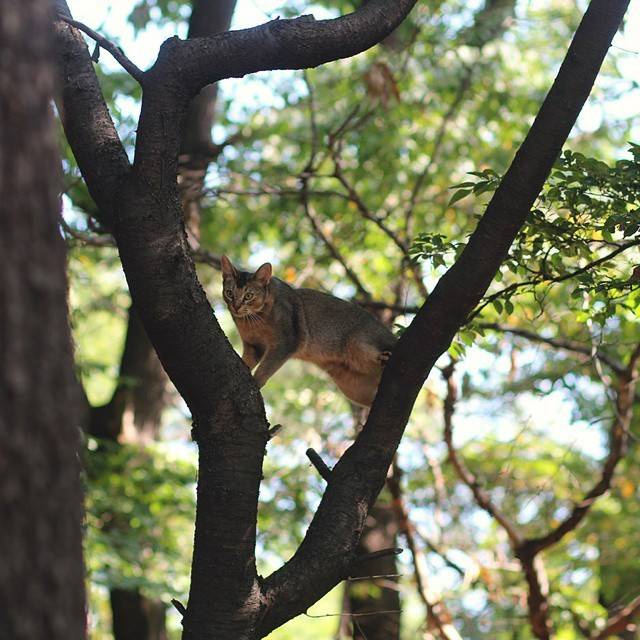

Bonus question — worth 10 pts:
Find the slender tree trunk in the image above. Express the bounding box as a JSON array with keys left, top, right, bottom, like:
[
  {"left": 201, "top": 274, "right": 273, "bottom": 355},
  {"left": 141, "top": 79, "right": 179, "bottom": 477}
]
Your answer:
[
  {"left": 347, "top": 501, "right": 401, "bottom": 640},
  {"left": 179, "top": 0, "right": 238, "bottom": 244},
  {"left": 0, "top": 1, "right": 85, "bottom": 638}
]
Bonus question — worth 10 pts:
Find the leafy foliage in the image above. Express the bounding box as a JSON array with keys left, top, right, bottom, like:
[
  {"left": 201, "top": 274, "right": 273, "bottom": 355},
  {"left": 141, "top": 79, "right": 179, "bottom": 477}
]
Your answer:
[{"left": 84, "top": 440, "right": 196, "bottom": 600}]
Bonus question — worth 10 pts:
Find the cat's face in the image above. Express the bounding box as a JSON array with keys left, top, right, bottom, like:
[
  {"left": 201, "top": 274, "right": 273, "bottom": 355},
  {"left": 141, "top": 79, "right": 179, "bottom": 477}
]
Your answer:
[{"left": 221, "top": 256, "right": 272, "bottom": 318}]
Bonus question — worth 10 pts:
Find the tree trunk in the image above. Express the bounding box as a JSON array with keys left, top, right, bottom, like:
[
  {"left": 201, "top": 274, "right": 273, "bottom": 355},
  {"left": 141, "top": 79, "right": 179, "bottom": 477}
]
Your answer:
[
  {"left": 89, "top": 1, "right": 239, "bottom": 636},
  {"left": 179, "top": 0, "right": 238, "bottom": 244},
  {"left": 346, "top": 502, "right": 401, "bottom": 640},
  {"left": 111, "top": 589, "right": 167, "bottom": 640},
  {"left": 0, "top": 1, "right": 86, "bottom": 638}
]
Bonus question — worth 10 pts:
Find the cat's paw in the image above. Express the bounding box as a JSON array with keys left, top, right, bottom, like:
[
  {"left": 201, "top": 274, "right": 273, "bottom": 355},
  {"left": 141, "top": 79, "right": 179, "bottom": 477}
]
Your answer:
[{"left": 378, "top": 350, "right": 392, "bottom": 366}]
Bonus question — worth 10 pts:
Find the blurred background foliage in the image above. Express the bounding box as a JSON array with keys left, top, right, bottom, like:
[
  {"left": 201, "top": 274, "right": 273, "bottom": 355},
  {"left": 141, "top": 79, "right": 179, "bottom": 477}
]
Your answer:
[{"left": 61, "top": 0, "right": 640, "bottom": 637}]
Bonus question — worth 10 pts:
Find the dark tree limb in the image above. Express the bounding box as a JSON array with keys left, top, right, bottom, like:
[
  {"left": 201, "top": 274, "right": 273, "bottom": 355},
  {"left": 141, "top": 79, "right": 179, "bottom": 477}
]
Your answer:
[
  {"left": 306, "top": 448, "right": 333, "bottom": 482},
  {"left": 134, "top": 0, "right": 418, "bottom": 185},
  {"left": 173, "top": 0, "right": 418, "bottom": 93},
  {"left": 53, "top": 2, "right": 130, "bottom": 227}
]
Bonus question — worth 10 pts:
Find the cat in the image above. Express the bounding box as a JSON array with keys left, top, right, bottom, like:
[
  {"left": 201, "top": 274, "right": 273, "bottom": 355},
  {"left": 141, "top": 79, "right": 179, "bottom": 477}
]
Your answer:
[{"left": 220, "top": 255, "right": 396, "bottom": 407}]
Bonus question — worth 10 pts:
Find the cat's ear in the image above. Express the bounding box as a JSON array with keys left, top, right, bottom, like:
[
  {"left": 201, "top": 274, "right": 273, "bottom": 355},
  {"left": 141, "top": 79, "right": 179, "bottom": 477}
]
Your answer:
[
  {"left": 254, "top": 263, "right": 272, "bottom": 285},
  {"left": 220, "top": 255, "right": 237, "bottom": 278}
]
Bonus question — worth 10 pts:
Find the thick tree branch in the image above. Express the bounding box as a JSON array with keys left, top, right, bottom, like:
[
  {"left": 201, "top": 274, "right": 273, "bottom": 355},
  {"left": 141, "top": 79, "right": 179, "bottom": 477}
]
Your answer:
[
  {"left": 54, "top": 4, "right": 267, "bottom": 637},
  {"left": 257, "top": 1, "right": 629, "bottom": 634},
  {"left": 53, "top": 2, "right": 130, "bottom": 226},
  {"left": 134, "top": 0, "right": 418, "bottom": 185},
  {"left": 175, "top": 0, "right": 417, "bottom": 93}
]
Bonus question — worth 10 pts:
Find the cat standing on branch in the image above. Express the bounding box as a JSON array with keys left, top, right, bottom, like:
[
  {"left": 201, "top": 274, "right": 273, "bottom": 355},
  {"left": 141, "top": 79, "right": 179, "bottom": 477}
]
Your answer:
[{"left": 221, "top": 256, "right": 396, "bottom": 407}]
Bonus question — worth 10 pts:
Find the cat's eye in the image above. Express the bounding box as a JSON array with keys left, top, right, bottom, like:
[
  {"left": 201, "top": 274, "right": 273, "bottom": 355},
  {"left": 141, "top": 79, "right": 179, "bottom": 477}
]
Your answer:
[
  {"left": 223, "top": 288, "right": 233, "bottom": 299},
  {"left": 244, "top": 292, "right": 254, "bottom": 301}
]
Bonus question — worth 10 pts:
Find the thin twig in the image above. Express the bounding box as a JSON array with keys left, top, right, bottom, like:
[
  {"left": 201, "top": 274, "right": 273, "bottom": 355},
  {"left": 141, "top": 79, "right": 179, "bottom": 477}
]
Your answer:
[
  {"left": 482, "top": 322, "right": 625, "bottom": 376},
  {"left": 61, "top": 218, "right": 114, "bottom": 247},
  {"left": 299, "top": 75, "right": 371, "bottom": 300},
  {"left": 468, "top": 239, "right": 640, "bottom": 322},
  {"left": 330, "top": 147, "right": 428, "bottom": 299},
  {"left": 305, "top": 608, "right": 402, "bottom": 619},
  {"left": 353, "top": 547, "right": 403, "bottom": 565},
  {"left": 56, "top": 14, "right": 145, "bottom": 84},
  {"left": 306, "top": 448, "right": 332, "bottom": 482},
  {"left": 520, "top": 342, "right": 640, "bottom": 557},
  {"left": 406, "top": 63, "right": 474, "bottom": 232}
]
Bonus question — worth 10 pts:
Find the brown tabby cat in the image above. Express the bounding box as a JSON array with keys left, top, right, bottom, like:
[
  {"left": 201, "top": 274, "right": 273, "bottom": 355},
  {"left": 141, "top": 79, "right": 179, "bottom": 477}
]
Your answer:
[{"left": 221, "top": 255, "right": 396, "bottom": 407}]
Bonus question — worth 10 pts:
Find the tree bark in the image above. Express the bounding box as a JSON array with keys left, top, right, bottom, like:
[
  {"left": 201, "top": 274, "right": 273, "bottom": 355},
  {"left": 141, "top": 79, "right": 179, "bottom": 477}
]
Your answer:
[
  {"left": 91, "top": 1, "right": 239, "bottom": 636},
  {"left": 0, "top": 1, "right": 85, "bottom": 638}
]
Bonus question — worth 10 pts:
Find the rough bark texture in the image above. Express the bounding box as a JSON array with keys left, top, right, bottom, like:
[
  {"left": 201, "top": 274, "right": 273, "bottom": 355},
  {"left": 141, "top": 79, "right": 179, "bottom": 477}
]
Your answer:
[
  {"left": 93, "top": 1, "right": 239, "bottom": 635},
  {"left": 51, "top": 0, "right": 627, "bottom": 637},
  {"left": 0, "top": 1, "right": 86, "bottom": 638}
]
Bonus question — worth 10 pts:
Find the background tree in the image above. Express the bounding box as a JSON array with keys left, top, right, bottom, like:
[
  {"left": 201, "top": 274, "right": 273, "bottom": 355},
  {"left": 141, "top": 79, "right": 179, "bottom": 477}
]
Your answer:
[{"left": 0, "top": 1, "right": 85, "bottom": 639}]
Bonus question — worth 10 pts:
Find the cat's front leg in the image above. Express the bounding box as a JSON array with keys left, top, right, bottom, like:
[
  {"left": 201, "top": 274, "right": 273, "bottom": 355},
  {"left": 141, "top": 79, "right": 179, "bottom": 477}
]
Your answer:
[
  {"left": 241, "top": 342, "right": 261, "bottom": 370},
  {"left": 253, "top": 344, "right": 295, "bottom": 388}
]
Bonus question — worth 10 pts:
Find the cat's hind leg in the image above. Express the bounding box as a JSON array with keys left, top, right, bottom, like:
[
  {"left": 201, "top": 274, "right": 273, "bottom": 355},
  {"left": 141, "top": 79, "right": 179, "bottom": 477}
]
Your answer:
[
  {"left": 347, "top": 335, "right": 394, "bottom": 374},
  {"left": 327, "top": 365, "right": 380, "bottom": 408}
]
